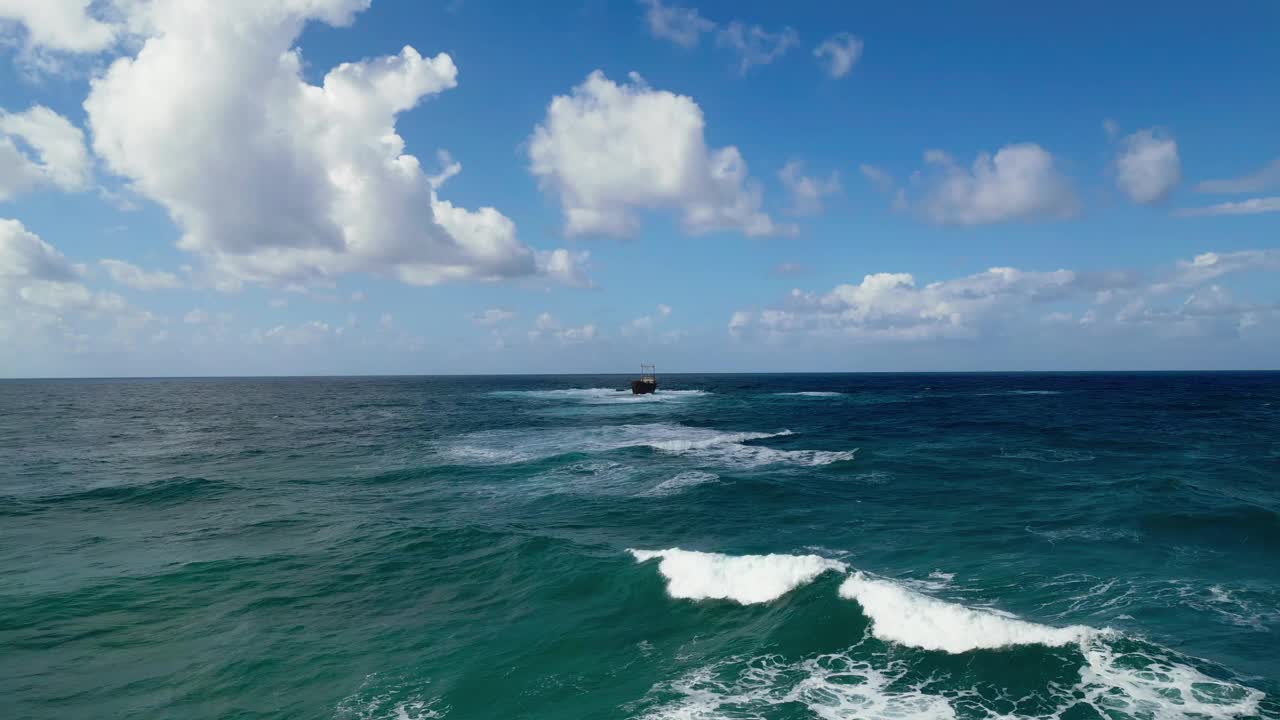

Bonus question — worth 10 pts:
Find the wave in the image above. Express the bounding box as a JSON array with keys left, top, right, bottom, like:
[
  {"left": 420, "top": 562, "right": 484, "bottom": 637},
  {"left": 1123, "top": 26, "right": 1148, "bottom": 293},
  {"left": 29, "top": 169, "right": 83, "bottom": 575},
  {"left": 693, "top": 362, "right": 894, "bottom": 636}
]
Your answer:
[
  {"left": 775, "top": 391, "right": 844, "bottom": 397},
  {"left": 638, "top": 470, "right": 719, "bottom": 497},
  {"left": 639, "top": 640, "right": 1264, "bottom": 720},
  {"left": 628, "top": 548, "right": 847, "bottom": 605},
  {"left": 4, "top": 476, "right": 232, "bottom": 512},
  {"left": 638, "top": 652, "right": 956, "bottom": 720},
  {"left": 491, "top": 388, "right": 708, "bottom": 405},
  {"left": 838, "top": 572, "right": 1095, "bottom": 653},
  {"left": 631, "top": 550, "right": 1265, "bottom": 719},
  {"left": 997, "top": 447, "right": 1096, "bottom": 463},
  {"left": 443, "top": 423, "right": 855, "bottom": 468}
]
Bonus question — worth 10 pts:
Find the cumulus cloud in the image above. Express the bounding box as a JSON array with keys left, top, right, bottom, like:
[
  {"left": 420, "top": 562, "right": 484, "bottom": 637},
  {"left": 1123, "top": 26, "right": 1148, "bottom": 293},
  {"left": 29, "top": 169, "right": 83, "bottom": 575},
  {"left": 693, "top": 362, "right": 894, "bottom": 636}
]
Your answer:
[
  {"left": 1175, "top": 197, "right": 1280, "bottom": 217},
  {"left": 716, "top": 21, "right": 798, "bottom": 73},
  {"left": 0, "top": 218, "right": 148, "bottom": 349},
  {"left": 529, "top": 70, "right": 788, "bottom": 238},
  {"left": 640, "top": 0, "right": 715, "bottom": 48},
  {"left": 529, "top": 312, "right": 597, "bottom": 344},
  {"left": 99, "top": 259, "right": 181, "bottom": 290},
  {"left": 83, "top": 0, "right": 586, "bottom": 290},
  {"left": 0, "top": 105, "right": 92, "bottom": 200},
  {"left": 909, "top": 144, "right": 1078, "bottom": 225},
  {"left": 1114, "top": 128, "right": 1180, "bottom": 204},
  {"left": 813, "top": 32, "right": 863, "bottom": 78},
  {"left": 0, "top": 0, "right": 119, "bottom": 53},
  {"left": 729, "top": 249, "right": 1280, "bottom": 343},
  {"left": 1195, "top": 158, "right": 1280, "bottom": 194},
  {"left": 779, "top": 160, "right": 840, "bottom": 216}
]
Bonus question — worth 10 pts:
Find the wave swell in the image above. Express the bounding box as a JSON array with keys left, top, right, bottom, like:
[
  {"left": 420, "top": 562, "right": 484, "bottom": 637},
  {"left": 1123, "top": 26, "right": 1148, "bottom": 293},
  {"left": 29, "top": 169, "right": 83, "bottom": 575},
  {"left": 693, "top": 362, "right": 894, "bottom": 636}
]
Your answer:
[{"left": 628, "top": 548, "right": 847, "bottom": 605}]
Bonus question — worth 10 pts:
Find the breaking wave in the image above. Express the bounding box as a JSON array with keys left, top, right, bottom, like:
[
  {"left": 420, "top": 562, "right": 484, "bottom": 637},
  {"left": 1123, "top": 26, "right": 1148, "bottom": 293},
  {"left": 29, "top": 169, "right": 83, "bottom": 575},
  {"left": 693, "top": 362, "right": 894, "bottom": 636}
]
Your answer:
[
  {"left": 630, "top": 550, "right": 1266, "bottom": 719},
  {"left": 775, "top": 391, "right": 845, "bottom": 397},
  {"left": 491, "top": 388, "right": 708, "bottom": 404},
  {"left": 838, "top": 572, "right": 1096, "bottom": 653},
  {"left": 628, "top": 548, "right": 848, "bottom": 604}
]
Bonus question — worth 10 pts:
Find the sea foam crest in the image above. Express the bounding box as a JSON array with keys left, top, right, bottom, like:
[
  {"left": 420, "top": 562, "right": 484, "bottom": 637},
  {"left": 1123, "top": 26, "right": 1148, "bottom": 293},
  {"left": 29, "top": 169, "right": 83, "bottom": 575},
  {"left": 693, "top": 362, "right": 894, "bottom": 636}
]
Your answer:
[
  {"left": 629, "top": 548, "right": 847, "bottom": 605},
  {"left": 776, "top": 391, "right": 844, "bottom": 397},
  {"left": 838, "top": 572, "right": 1094, "bottom": 653},
  {"left": 445, "top": 423, "right": 855, "bottom": 468},
  {"left": 493, "top": 388, "right": 708, "bottom": 404}
]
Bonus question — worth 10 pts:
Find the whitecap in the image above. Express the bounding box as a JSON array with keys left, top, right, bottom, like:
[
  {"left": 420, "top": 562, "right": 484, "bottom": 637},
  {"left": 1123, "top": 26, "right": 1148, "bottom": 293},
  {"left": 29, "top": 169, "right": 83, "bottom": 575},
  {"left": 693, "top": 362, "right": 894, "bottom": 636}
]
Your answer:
[
  {"left": 443, "top": 423, "right": 855, "bottom": 469},
  {"left": 838, "top": 572, "right": 1094, "bottom": 652},
  {"left": 775, "top": 391, "right": 844, "bottom": 397},
  {"left": 491, "top": 388, "right": 708, "bottom": 405},
  {"left": 628, "top": 548, "right": 847, "bottom": 605}
]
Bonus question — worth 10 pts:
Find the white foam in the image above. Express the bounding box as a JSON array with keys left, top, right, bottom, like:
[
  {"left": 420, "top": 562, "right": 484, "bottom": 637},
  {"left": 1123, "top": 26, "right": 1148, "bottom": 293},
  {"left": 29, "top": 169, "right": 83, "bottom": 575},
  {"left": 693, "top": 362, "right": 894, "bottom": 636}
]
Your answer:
[
  {"left": 639, "top": 470, "right": 719, "bottom": 497},
  {"left": 629, "top": 548, "right": 847, "bottom": 605},
  {"left": 1077, "top": 640, "right": 1265, "bottom": 720},
  {"left": 444, "top": 423, "right": 854, "bottom": 468},
  {"left": 493, "top": 388, "right": 708, "bottom": 404},
  {"left": 776, "top": 391, "right": 844, "bottom": 397},
  {"left": 639, "top": 652, "right": 957, "bottom": 720},
  {"left": 838, "top": 572, "right": 1094, "bottom": 653}
]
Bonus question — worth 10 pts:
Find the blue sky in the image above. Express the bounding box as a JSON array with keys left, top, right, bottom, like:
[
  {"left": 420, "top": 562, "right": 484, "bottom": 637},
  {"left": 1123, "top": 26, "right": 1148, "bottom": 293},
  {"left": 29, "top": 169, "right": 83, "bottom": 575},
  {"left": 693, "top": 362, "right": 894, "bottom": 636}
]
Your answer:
[{"left": 0, "top": 0, "right": 1278, "bottom": 376}]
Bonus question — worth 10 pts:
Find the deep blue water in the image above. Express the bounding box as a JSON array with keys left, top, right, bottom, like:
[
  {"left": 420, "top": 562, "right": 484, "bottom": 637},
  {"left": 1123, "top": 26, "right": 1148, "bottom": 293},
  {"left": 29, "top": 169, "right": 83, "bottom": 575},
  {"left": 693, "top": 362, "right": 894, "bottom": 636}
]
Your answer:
[{"left": 1, "top": 373, "right": 1278, "bottom": 719}]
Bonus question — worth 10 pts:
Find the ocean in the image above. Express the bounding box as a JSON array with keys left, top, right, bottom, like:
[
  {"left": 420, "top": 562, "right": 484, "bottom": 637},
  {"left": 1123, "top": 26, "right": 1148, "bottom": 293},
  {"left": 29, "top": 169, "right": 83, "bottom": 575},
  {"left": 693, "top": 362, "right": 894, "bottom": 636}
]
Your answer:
[{"left": 1, "top": 373, "right": 1278, "bottom": 719}]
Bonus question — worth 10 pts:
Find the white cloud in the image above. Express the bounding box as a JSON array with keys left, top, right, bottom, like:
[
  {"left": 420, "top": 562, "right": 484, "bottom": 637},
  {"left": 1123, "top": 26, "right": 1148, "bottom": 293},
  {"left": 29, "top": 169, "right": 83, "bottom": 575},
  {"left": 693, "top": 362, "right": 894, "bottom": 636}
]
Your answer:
[
  {"left": 911, "top": 144, "right": 1078, "bottom": 225},
  {"left": 83, "top": 0, "right": 585, "bottom": 290},
  {"left": 729, "top": 249, "right": 1280, "bottom": 344},
  {"left": 349, "top": 291, "right": 365, "bottom": 302},
  {"left": 0, "top": 105, "right": 91, "bottom": 200},
  {"left": 1114, "top": 128, "right": 1180, "bottom": 204},
  {"left": 253, "top": 320, "right": 332, "bottom": 347},
  {"left": 813, "top": 32, "right": 863, "bottom": 78},
  {"left": 1175, "top": 196, "right": 1280, "bottom": 217},
  {"left": 529, "top": 312, "right": 597, "bottom": 344},
  {"left": 640, "top": 0, "right": 715, "bottom": 48},
  {"left": 269, "top": 298, "right": 288, "bottom": 308},
  {"left": 716, "top": 21, "right": 798, "bottom": 73},
  {"left": 779, "top": 160, "right": 840, "bottom": 216},
  {"left": 1195, "top": 158, "right": 1280, "bottom": 194},
  {"left": 0, "top": 218, "right": 148, "bottom": 349},
  {"left": 0, "top": 0, "right": 119, "bottom": 53},
  {"left": 99, "top": 259, "right": 181, "bottom": 290},
  {"left": 529, "top": 70, "right": 788, "bottom": 238},
  {"left": 470, "top": 308, "right": 515, "bottom": 326},
  {"left": 657, "top": 303, "right": 672, "bottom": 317}
]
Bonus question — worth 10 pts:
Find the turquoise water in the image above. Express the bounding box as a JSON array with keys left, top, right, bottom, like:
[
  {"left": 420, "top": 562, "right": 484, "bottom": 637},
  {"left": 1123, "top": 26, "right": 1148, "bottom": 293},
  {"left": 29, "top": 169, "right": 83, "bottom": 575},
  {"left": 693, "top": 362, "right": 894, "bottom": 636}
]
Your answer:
[{"left": 2, "top": 373, "right": 1278, "bottom": 719}]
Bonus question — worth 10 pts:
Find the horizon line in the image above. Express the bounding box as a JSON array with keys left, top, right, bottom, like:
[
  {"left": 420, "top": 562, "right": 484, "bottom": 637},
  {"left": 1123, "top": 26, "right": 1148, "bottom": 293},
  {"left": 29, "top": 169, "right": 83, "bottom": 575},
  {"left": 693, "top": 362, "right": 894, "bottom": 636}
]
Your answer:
[{"left": 2, "top": 368, "right": 1278, "bottom": 381}]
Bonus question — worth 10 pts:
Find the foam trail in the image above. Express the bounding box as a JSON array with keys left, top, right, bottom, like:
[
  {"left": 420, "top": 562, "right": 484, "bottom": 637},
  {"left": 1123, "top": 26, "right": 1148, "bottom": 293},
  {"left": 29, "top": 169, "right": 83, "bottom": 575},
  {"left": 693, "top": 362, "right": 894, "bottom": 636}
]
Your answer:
[
  {"left": 445, "top": 423, "right": 854, "bottom": 468},
  {"left": 639, "top": 470, "right": 719, "bottom": 497},
  {"left": 630, "top": 548, "right": 847, "bottom": 605},
  {"left": 839, "top": 572, "right": 1093, "bottom": 652},
  {"left": 776, "top": 391, "right": 844, "bottom": 397}
]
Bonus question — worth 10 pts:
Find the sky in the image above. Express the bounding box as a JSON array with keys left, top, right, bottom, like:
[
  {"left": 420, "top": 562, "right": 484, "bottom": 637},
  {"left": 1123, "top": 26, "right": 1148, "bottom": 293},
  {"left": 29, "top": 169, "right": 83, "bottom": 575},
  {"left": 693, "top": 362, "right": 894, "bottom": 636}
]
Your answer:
[{"left": 0, "top": 0, "right": 1278, "bottom": 377}]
